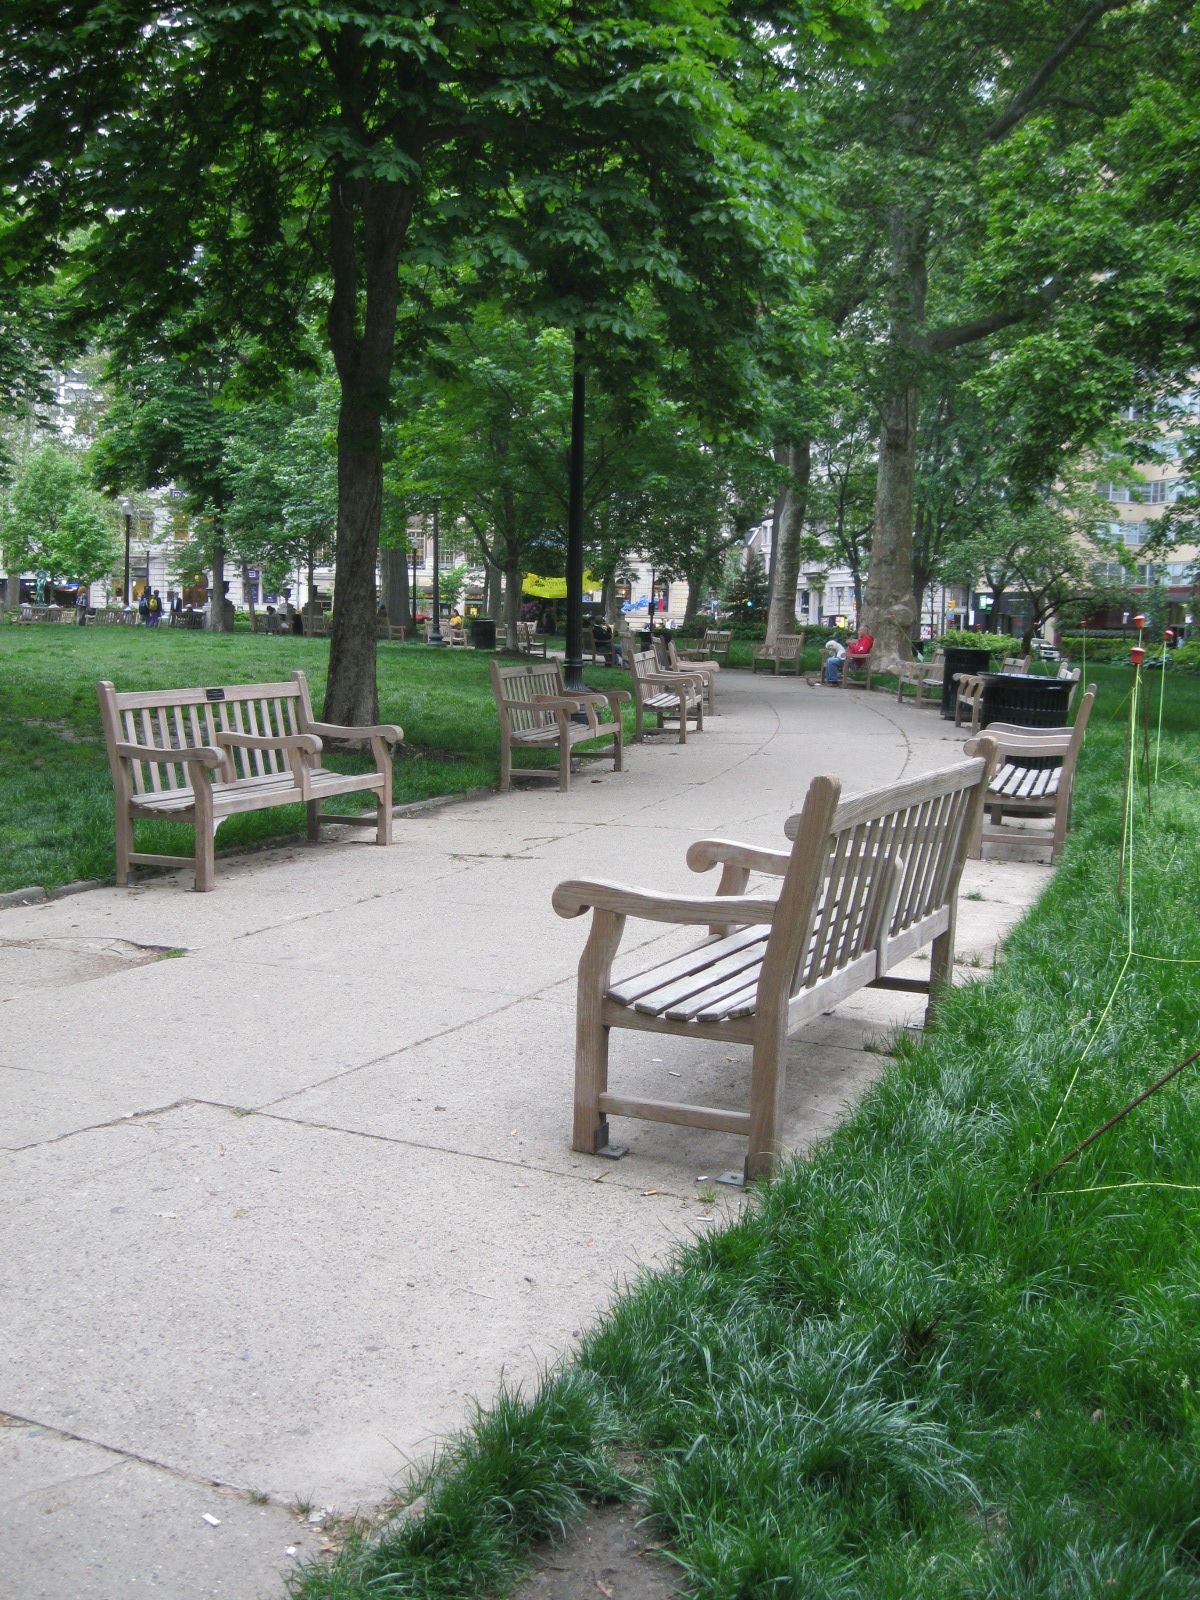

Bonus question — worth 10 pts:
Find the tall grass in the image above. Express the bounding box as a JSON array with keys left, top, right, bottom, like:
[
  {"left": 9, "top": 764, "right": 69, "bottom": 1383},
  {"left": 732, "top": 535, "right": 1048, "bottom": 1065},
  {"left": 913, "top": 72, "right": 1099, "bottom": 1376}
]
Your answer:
[
  {"left": 0, "top": 627, "right": 626, "bottom": 891},
  {"left": 288, "top": 665, "right": 1200, "bottom": 1599}
]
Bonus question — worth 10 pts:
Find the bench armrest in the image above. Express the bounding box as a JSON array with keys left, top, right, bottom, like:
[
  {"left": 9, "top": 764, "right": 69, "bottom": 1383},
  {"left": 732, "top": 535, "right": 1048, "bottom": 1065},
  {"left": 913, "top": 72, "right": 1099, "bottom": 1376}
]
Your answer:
[
  {"left": 575, "top": 689, "right": 632, "bottom": 708},
  {"left": 306, "top": 720, "right": 403, "bottom": 746},
  {"left": 686, "top": 838, "right": 793, "bottom": 877},
  {"left": 553, "top": 877, "right": 777, "bottom": 926},
  {"left": 214, "top": 731, "right": 323, "bottom": 756},
  {"left": 965, "top": 730, "right": 1070, "bottom": 758},
  {"left": 640, "top": 671, "right": 700, "bottom": 691},
  {"left": 114, "top": 740, "right": 224, "bottom": 769},
  {"left": 529, "top": 695, "right": 587, "bottom": 712}
]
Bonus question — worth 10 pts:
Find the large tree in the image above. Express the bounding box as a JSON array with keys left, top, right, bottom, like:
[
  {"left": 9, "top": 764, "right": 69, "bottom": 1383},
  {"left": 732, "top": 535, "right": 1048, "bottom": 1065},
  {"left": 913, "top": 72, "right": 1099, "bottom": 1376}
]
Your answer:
[
  {"left": 785, "top": 0, "right": 1200, "bottom": 670},
  {"left": 1, "top": 0, "right": 843, "bottom": 721}
]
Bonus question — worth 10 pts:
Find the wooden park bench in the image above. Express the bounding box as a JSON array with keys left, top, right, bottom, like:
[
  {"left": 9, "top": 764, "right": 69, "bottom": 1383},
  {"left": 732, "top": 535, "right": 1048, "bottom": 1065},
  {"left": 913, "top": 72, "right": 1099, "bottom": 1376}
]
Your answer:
[
  {"left": 629, "top": 648, "right": 705, "bottom": 743},
  {"left": 751, "top": 633, "right": 806, "bottom": 676},
  {"left": 896, "top": 650, "right": 945, "bottom": 706},
  {"left": 677, "top": 628, "right": 732, "bottom": 666},
  {"left": 953, "top": 672, "right": 986, "bottom": 734},
  {"left": 96, "top": 670, "right": 402, "bottom": 892},
  {"left": 489, "top": 659, "right": 630, "bottom": 793},
  {"left": 841, "top": 644, "right": 875, "bottom": 689},
  {"left": 964, "top": 686, "right": 1095, "bottom": 863},
  {"left": 1000, "top": 655, "right": 1030, "bottom": 674},
  {"left": 663, "top": 638, "right": 720, "bottom": 714},
  {"left": 515, "top": 620, "right": 548, "bottom": 657},
  {"left": 554, "top": 747, "right": 997, "bottom": 1180},
  {"left": 375, "top": 611, "right": 407, "bottom": 642},
  {"left": 580, "top": 624, "right": 605, "bottom": 664}
]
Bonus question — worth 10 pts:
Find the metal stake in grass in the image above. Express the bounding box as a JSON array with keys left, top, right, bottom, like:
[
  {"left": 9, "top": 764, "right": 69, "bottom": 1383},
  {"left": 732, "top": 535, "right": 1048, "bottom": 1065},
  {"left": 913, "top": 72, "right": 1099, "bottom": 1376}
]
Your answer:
[
  {"left": 1024, "top": 1044, "right": 1200, "bottom": 1201},
  {"left": 1118, "top": 618, "right": 1149, "bottom": 898}
]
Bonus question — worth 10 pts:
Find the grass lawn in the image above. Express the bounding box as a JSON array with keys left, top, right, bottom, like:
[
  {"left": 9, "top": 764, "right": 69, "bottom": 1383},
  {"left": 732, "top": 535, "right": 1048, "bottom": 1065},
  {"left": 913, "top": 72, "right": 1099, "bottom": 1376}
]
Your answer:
[
  {"left": 284, "top": 665, "right": 1200, "bottom": 1599},
  {"left": 0, "top": 625, "right": 630, "bottom": 893}
]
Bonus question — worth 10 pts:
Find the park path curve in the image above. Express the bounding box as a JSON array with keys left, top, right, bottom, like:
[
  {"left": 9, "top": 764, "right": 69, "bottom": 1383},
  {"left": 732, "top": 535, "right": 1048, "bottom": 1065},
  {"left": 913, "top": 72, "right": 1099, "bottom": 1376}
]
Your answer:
[{"left": 0, "top": 671, "right": 1049, "bottom": 1599}]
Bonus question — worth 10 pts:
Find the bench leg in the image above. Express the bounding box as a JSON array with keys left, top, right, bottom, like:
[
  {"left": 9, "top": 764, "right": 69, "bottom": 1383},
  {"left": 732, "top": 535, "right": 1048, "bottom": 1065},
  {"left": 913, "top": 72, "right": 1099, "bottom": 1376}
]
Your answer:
[
  {"left": 745, "top": 1024, "right": 786, "bottom": 1181},
  {"left": 376, "top": 771, "right": 393, "bottom": 845},
  {"left": 306, "top": 799, "right": 321, "bottom": 842},
  {"left": 573, "top": 911, "right": 624, "bottom": 1155},
  {"left": 114, "top": 808, "right": 132, "bottom": 887},
  {"left": 926, "top": 917, "right": 956, "bottom": 1022},
  {"left": 499, "top": 739, "right": 513, "bottom": 792},
  {"left": 1051, "top": 791, "right": 1071, "bottom": 862},
  {"left": 573, "top": 1020, "right": 613, "bottom": 1154},
  {"left": 192, "top": 786, "right": 217, "bottom": 891},
  {"left": 558, "top": 736, "right": 572, "bottom": 792},
  {"left": 612, "top": 723, "right": 624, "bottom": 774}
]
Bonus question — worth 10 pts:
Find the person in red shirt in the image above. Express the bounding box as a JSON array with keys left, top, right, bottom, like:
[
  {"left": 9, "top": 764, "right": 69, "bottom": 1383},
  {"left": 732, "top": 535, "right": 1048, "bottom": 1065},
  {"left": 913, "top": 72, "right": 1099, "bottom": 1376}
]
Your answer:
[{"left": 847, "top": 629, "right": 873, "bottom": 660}]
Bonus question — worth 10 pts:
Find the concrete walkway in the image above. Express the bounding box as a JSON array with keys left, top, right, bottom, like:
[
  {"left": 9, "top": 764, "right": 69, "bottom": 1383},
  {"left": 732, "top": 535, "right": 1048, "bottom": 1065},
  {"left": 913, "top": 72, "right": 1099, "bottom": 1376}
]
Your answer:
[{"left": 0, "top": 674, "right": 1050, "bottom": 1598}]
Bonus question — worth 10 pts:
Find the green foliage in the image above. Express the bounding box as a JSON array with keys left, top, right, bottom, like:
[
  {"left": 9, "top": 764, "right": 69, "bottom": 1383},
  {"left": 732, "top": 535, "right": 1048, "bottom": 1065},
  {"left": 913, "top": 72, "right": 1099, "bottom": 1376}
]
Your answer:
[
  {"left": 0, "top": 626, "right": 637, "bottom": 892},
  {"left": 3, "top": 442, "right": 118, "bottom": 583},
  {"left": 721, "top": 549, "right": 770, "bottom": 623},
  {"left": 1058, "top": 635, "right": 1137, "bottom": 664},
  {"left": 1171, "top": 642, "right": 1200, "bottom": 674},
  {"left": 437, "top": 565, "right": 468, "bottom": 610}
]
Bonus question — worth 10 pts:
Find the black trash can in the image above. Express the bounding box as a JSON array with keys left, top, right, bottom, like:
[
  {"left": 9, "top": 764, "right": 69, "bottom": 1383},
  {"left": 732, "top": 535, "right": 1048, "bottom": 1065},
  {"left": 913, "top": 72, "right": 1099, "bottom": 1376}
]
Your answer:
[
  {"left": 470, "top": 617, "right": 497, "bottom": 650},
  {"left": 636, "top": 628, "right": 654, "bottom": 652},
  {"left": 980, "top": 674, "right": 1071, "bottom": 730},
  {"left": 940, "top": 647, "right": 992, "bottom": 719}
]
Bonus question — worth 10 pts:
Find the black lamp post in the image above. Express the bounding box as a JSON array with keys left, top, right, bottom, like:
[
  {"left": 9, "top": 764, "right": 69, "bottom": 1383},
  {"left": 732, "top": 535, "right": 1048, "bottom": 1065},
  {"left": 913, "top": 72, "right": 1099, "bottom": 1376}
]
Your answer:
[
  {"left": 120, "top": 498, "right": 133, "bottom": 606},
  {"left": 428, "top": 502, "right": 445, "bottom": 646},
  {"left": 410, "top": 544, "right": 420, "bottom": 629}
]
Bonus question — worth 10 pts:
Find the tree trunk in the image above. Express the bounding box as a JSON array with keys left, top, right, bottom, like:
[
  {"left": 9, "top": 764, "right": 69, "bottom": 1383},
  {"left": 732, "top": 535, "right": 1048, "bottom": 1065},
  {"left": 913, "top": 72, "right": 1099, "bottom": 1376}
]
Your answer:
[
  {"left": 242, "top": 558, "right": 257, "bottom": 631},
  {"left": 766, "top": 439, "right": 810, "bottom": 646},
  {"left": 208, "top": 531, "right": 229, "bottom": 632},
  {"left": 325, "top": 382, "right": 384, "bottom": 724},
  {"left": 322, "top": 136, "right": 410, "bottom": 724},
  {"left": 504, "top": 558, "right": 522, "bottom": 647},
  {"left": 380, "top": 545, "right": 410, "bottom": 628},
  {"left": 485, "top": 559, "right": 502, "bottom": 620},
  {"left": 863, "top": 383, "right": 920, "bottom": 669}
]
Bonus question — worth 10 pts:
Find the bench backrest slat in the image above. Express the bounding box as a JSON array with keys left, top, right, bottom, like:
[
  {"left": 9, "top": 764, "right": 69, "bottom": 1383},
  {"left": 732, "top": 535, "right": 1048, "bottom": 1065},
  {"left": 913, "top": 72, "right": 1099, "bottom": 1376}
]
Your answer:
[
  {"left": 769, "top": 755, "right": 991, "bottom": 1002},
  {"left": 490, "top": 660, "right": 565, "bottom": 732},
  {"left": 102, "top": 677, "right": 310, "bottom": 795}
]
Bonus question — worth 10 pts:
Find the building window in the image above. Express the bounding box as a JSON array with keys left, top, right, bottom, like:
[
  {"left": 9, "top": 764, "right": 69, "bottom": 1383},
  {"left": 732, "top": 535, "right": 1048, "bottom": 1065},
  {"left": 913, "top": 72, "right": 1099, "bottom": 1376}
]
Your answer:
[
  {"left": 1142, "top": 478, "right": 1186, "bottom": 505},
  {"left": 1122, "top": 522, "right": 1149, "bottom": 547},
  {"left": 1095, "top": 481, "right": 1133, "bottom": 502}
]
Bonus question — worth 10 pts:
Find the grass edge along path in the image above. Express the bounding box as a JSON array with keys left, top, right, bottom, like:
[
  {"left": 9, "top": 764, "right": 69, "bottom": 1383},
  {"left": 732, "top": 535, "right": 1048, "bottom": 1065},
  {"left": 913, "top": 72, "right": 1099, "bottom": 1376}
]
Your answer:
[
  {"left": 289, "top": 689, "right": 1200, "bottom": 1600},
  {"left": 0, "top": 628, "right": 633, "bottom": 894}
]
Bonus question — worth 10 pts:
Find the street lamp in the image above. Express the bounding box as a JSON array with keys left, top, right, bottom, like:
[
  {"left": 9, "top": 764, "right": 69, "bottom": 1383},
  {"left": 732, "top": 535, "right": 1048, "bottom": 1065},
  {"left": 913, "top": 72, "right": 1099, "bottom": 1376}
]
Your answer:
[
  {"left": 410, "top": 544, "right": 420, "bottom": 629},
  {"left": 428, "top": 502, "right": 445, "bottom": 646},
  {"left": 119, "top": 498, "right": 133, "bottom": 606}
]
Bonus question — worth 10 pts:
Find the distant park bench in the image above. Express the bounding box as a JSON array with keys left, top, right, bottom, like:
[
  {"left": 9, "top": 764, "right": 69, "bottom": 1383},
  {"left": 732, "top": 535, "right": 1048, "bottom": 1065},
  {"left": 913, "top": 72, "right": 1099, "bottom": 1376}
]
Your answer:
[
  {"left": 630, "top": 648, "right": 705, "bottom": 743},
  {"left": 489, "top": 658, "right": 629, "bottom": 793},
  {"left": 751, "top": 633, "right": 806, "bottom": 676}
]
